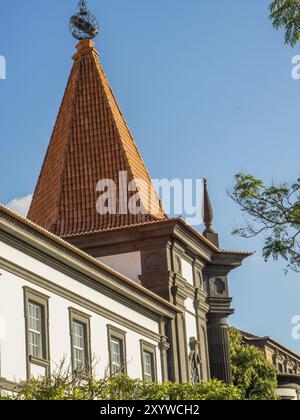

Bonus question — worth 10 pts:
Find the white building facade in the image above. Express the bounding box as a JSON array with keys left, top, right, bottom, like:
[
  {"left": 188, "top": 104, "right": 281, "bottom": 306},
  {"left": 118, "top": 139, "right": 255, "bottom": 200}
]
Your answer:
[{"left": 0, "top": 205, "right": 177, "bottom": 392}]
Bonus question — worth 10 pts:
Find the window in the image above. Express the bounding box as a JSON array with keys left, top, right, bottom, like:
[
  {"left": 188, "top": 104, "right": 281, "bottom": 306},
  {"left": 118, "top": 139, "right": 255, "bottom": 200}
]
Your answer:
[
  {"left": 107, "top": 325, "right": 127, "bottom": 375},
  {"left": 111, "top": 338, "right": 122, "bottom": 374},
  {"left": 140, "top": 341, "right": 157, "bottom": 382},
  {"left": 69, "top": 309, "right": 91, "bottom": 373},
  {"left": 28, "top": 302, "right": 43, "bottom": 359},
  {"left": 24, "top": 287, "right": 50, "bottom": 379},
  {"left": 143, "top": 351, "right": 154, "bottom": 382},
  {"left": 73, "top": 321, "right": 86, "bottom": 371}
]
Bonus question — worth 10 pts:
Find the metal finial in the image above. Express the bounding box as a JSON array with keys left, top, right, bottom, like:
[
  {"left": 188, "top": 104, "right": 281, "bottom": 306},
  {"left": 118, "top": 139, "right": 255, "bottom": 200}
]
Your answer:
[
  {"left": 70, "top": 0, "right": 99, "bottom": 41},
  {"left": 202, "top": 179, "right": 219, "bottom": 247},
  {"left": 203, "top": 179, "right": 214, "bottom": 233},
  {"left": 79, "top": 0, "right": 88, "bottom": 13}
]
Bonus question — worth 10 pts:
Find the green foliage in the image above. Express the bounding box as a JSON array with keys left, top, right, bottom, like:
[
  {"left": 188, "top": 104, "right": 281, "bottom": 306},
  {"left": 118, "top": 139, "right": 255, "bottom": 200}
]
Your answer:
[
  {"left": 0, "top": 363, "right": 109, "bottom": 400},
  {"left": 1, "top": 329, "right": 281, "bottom": 401},
  {"left": 229, "top": 328, "right": 278, "bottom": 400},
  {"left": 269, "top": 0, "right": 300, "bottom": 46},
  {"left": 0, "top": 368, "right": 241, "bottom": 401},
  {"left": 101, "top": 376, "right": 242, "bottom": 401},
  {"left": 230, "top": 172, "right": 300, "bottom": 272}
]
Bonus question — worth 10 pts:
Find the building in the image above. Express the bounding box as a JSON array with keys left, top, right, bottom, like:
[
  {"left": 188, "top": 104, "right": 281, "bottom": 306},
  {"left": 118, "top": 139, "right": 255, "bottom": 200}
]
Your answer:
[
  {"left": 0, "top": 4, "right": 251, "bottom": 392},
  {"left": 0, "top": 204, "right": 178, "bottom": 392},
  {"left": 241, "top": 331, "right": 300, "bottom": 400}
]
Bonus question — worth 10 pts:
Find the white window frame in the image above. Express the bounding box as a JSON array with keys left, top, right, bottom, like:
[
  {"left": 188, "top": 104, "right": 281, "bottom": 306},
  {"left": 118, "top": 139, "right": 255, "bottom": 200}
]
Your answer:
[
  {"left": 23, "top": 287, "right": 50, "bottom": 380},
  {"left": 72, "top": 321, "right": 86, "bottom": 371},
  {"left": 110, "top": 337, "right": 122, "bottom": 374},
  {"left": 69, "top": 308, "right": 91, "bottom": 373},
  {"left": 143, "top": 350, "right": 154, "bottom": 382},
  {"left": 28, "top": 302, "right": 43, "bottom": 359},
  {"left": 107, "top": 325, "right": 127, "bottom": 375},
  {"left": 140, "top": 340, "right": 157, "bottom": 382}
]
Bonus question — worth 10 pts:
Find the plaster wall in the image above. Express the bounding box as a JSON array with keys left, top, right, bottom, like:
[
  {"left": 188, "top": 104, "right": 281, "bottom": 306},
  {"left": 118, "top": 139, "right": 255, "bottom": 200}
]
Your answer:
[{"left": 0, "top": 241, "right": 162, "bottom": 383}]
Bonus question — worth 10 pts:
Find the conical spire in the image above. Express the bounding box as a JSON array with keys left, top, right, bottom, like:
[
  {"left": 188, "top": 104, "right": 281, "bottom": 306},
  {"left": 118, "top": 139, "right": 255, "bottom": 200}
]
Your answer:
[
  {"left": 28, "top": 40, "right": 166, "bottom": 237},
  {"left": 202, "top": 179, "right": 219, "bottom": 247}
]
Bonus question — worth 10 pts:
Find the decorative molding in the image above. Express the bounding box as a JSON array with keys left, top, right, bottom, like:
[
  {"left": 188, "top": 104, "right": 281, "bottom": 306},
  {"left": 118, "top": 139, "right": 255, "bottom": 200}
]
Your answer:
[{"left": 214, "top": 278, "right": 226, "bottom": 295}]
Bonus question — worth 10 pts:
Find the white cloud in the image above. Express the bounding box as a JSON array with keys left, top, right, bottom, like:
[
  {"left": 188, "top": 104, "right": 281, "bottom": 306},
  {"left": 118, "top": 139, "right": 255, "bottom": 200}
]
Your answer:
[{"left": 6, "top": 194, "right": 33, "bottom": 217}]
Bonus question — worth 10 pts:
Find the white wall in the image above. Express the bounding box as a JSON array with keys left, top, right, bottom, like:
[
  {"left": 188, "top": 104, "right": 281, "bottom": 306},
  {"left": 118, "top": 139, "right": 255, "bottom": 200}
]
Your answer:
[
  {"left": 0, "top": 241, "right": 162, "bottom": 383},
  {"left": 181, "top": 259, "right": 194, "bottom": 286},
  {"left": 0, "top": 243, "right": 158, "bottom": 333},
  {"left": 99, "top": 252, "right": 142, "bottom": 284}
]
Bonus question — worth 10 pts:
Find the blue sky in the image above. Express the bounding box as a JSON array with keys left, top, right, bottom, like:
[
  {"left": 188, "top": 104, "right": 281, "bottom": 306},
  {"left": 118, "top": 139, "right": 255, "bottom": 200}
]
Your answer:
[{"left": 0, "top": 0, "right": 299, "bottom": 353}]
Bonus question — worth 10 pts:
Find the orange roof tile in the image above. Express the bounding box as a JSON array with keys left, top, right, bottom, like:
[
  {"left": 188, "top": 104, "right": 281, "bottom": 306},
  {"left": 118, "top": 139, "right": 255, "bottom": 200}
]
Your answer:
[{"left": 28, "top": 40, "right": 166, "bottom": 236}]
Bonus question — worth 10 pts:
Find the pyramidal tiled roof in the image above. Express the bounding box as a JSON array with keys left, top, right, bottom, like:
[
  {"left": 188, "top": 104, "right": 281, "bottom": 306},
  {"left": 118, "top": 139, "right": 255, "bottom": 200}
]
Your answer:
[{"left": 28, "top": 40, "right": 166, "bottom": 236}]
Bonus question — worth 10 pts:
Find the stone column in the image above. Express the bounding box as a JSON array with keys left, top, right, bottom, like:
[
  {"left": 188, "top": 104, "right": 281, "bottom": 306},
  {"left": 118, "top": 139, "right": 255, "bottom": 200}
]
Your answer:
[
  {"left": 204, "top": 270, "right": 234, "bottom": 385},
  {"left": 207, "top": 313, "right": 232, "bottom": 384}
]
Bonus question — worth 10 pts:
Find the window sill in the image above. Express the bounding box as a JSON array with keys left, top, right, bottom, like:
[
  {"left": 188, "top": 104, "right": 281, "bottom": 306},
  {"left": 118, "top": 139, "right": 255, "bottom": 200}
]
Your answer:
[{"left": 29, "top": 356, "right": 50, "bottom": 368}]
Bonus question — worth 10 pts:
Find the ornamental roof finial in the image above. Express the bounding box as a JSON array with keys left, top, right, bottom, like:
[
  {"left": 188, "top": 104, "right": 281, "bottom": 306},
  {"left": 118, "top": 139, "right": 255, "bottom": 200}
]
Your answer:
[
  {"left": 202, "top": 179, "right": 219, "bottom": 247},
  {"left": 70, "top": 0, "right": 99, "bottom": 41}
]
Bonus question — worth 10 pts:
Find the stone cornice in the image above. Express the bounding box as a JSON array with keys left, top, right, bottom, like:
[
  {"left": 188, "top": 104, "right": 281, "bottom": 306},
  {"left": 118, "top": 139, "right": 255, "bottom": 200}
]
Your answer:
[{"left": 207, "top": 297, "right": 234, "bottom": 317}]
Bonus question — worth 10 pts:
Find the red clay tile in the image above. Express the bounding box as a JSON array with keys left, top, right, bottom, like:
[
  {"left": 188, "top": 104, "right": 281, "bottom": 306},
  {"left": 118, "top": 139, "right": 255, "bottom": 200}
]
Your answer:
[{"left": 28, "top": 40, "right": 166, "bottom": 236}]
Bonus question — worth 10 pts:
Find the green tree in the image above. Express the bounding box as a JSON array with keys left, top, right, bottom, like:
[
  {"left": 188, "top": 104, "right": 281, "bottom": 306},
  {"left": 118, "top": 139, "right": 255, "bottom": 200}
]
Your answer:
[
  {"left": 230, "top": 173, "right": 300, "bottom": 273},
  {"left": 0, "top": 370, "right": 242, "bottom": 401},
  {"left": 229, "top": 328, "right": 278, "bottom": 400},
  {"left": 269, "top": 0, "right": 300, "bottom": 46},
  {"left": 100, "top": 376, "right": 242, "bottom": 401},
  {"left": 1, "top": 329, "right": 281, "bottom": 401}
]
